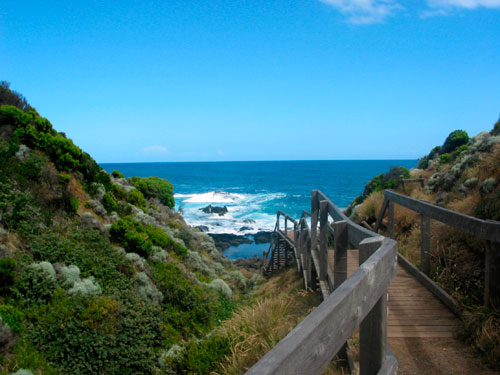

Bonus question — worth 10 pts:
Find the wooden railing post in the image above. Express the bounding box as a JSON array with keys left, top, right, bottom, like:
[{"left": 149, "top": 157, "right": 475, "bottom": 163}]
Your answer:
[
  {"left": 319, "top": 200, "right": 329, "bottom": 281},
  {"left": 311, "top": 190, "right": 319, "bottom": 251},
  {"left": 333, "top": 221, "right": 348, "bottom": 290},
  {"left": 484, "top": 240, "right": 500, "bottom": 307},
  {"left": 301, "top": 227, "right": 312, "bottom": 290},
  {"left": 421, "top": 214, "right": 431, "bottom": 275},
  {"left": 359, "top": 236, "right": 387, "bottom": 375},
  {"left": 333, "top": 220, "right": 348, "bottom": 360},
  {"left": 387, "top": 201, "right": 395, "bottom": 239}
]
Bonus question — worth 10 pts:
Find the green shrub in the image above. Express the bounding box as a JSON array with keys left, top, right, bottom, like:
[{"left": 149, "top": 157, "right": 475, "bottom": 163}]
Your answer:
[
  {"left": 58, "top": 173, "right": 71, "bottom": 185},
  {"left": 420, "top": 159, "right": 429, "bottom": 169},
  {"left": 0, "top": 257, "right": 17, "bottom": 294},
  {"left": 456, "top": 144, "right": 469, "bottom": 155},
  {"left": 65, "top": 196, "right": 79, "bottom": 215},
  {"left": 177, "top": 334, "right": 230, "bottom": 374},
  {"left": 442, "top": 130, "right": 469, "bottom": 153},
  {"left": 111, "top": 170, "right": 124, "bottom": 178},
  {"left": 102, "top": 193, "right": 118, "bottom": 213},
  {"left": 127, "top": 188, "right": 147, "bottom": 209},
  {"left": 152, "top": 262, "right": 213, "bottom": 336},
  {"left": 16, "top": 265, "right": 58, "bottom": 305},
  {"left": 440, "top": 153, "right": 451, "bottom": 164},
  {"left": 19, "top": 153, "right": 45, "bottom": 181},
  {"left": 0, "top": 304, "right": 24, "bottom": 331},
  {"left": 29, "top": 291, "right": 163, "bottom": 375},
  {"left": 111, "top": 184, "right": 127, "bottom": 200},
  {"left": 130, "top": 176, "right": 175, "bottom": 208}
]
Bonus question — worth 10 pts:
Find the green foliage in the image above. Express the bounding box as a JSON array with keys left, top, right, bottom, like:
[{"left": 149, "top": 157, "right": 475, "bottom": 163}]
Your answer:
[
  {"left": 152, "top": 262, "right": 213, "bottom": 336},
  {"left": 474, "top": 190, "right": 500, "bottom": 221},
  {"left": 0, "top": 182, "right": 43, "bottom": 235},
  {"left": 111, "top": 184, "right": 127, "bottom": 200},
  {"left": 58, "top": 173, "right": 70, "bottom": 185},
  {"left": 491, "top": 118, "right": 500, "bottom": 136},
  {"left": 0, "top": 81, "right": 32, "bottom": 111},
  {"left": 0, "top": 304, "right": 25, "bottom": 331},
  {"left": 442, "top": 130, "right": 469, "bottom": 153},
  {"left": 110, "top": 216, "right": 187, "bottom": 258},
  {"left": 440, "top": 153, "right": 451, "bottom": 164},
  {"left": 29, "top": 291, "right": 163, "bottom": 375},
  {"left": 0, "top": 257, "right": 17, "bottom": 294},
  {"left": 175, "top": 334, "right": 230, "bottom": 374},
  {"left": 29, "top": 227, "right": 133, "bottom": 294},
  {"left": 66, "top": 196, "right": 79, "bottom": 215},
  {"left": 0, "top": 105, "right": 110, "bottom": 189},
  {"left": 110, "top": 216, "right": 153, "bottom": 257},
  {"left": 419, "top": 159, "right": 429, "bottom": 169},
  {"left": 126, "top": 188, "right": 147, "bottom": 210},
  {"left": 130, "top": 176, "right": 175, "bottom": 208},
  {"left": 456, "top": 144, "right": 469, "bottom": 155},
  {"left": 10, "top": 338, "right": 57, "bottom": 375},
  {"left": 19, "top": 153, "right": 46, "bottom": 181},
  {"left": 16, "top": 266, "right": 57, "bottom": 305},
  {"left": 111, "top": 169, "right": 124, "bottom": 178},
  {"left": 363, "top": 166, "right": 410, "bottom": 196},
  {"left": 102, "top": 192, "right": 118, "bottom": 213}
]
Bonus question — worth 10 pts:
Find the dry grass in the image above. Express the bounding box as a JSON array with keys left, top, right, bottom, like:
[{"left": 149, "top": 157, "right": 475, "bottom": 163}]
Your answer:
[{"left": 215, "top": 269, "right": 321, "bottom": 374}]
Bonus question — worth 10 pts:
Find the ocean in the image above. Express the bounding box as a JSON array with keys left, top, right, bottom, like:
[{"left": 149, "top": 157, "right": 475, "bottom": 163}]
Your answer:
[{"left": 101, "top": 160, "right": 417, "bottom": 258}]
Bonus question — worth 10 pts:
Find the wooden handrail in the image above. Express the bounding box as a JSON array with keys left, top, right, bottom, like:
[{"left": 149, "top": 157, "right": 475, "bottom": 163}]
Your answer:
[
  {"left": 375, "top": 189, "right": 500, "bottom": 308},
  {"left": 250, "top": 190, "right": 398, "bottom": 375}
]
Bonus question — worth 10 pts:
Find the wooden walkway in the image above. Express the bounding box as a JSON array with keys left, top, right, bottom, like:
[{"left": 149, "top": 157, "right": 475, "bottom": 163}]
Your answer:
[{"left": 342, "top": 249, "right": 459, "bottom": 338}]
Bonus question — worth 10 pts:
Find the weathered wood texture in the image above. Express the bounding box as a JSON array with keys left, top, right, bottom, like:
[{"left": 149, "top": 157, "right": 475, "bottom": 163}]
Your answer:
[
  {"left": 346, "top": 250, "right": 460, "bottom": 337},
  {"left": 378, "top": 189, "right": 500, "bottom": 308},
  {"left": 384, "top": 190, "right": 500, "bottom": 242},
  {"left": 246, "top": 239, "right": 397, "bottom": 375},
  {"left": 359, "top": 237, "right": 388, "bottom": 375}
]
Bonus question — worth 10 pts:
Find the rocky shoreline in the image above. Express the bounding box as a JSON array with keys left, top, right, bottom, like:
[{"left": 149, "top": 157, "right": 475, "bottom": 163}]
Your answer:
[{"left": 207, "top": 231, "right": 272, "bottom": 251}]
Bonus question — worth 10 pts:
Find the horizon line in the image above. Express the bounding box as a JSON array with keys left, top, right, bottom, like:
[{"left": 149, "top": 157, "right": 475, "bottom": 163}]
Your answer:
[{"left": 99, "top": 158, "right": 419, "bottom": 164}]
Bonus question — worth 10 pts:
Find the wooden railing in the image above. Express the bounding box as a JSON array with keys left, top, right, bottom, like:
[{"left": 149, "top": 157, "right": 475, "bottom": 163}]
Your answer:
[
  {"left": 247, "top": 190, "right": 398, "bottom": 375},
  {"left": 374, "top": 189, "right": 500, "bottom": 308}
]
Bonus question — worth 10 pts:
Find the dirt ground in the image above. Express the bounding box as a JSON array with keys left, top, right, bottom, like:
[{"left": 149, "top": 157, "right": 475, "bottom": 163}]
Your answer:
[{"left": 388, "top": 337, "right": 498, "bottom": 375}]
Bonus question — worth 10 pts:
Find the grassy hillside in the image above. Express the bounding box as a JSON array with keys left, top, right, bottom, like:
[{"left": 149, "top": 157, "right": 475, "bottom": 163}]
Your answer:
[
  {"left": 347, "top": 121, "right": 500, "bottom": 369},
  {"left": 0, "top": 83, "right": 267, "bottom": 374}
]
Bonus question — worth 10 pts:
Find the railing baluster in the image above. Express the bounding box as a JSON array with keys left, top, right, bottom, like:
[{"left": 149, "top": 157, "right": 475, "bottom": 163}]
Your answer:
[
  {"left": 387, "top": 201, "right": 395, "bottom": 239},
  {"left": 311, "top": 190, "right": 319, "bottom": 251},
  {"left": 319, "top": 200, "right": 329, "bottom": 281},
  {"left": 421, "top": 214, "right": 430, "bottom": 275}
]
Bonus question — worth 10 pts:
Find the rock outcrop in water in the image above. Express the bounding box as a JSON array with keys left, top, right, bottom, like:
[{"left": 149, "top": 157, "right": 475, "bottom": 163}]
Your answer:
[{"left": 200, "top": 205, "right": 228, "bottom": 216}]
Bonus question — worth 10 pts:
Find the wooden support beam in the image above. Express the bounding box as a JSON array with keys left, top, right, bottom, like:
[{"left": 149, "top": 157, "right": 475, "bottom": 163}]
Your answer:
[
  {"left": 421, "top": 215, "right": 431, "bottom": 275},
  {"left": 374, "top": 198, "right": 389, "bottom": 233},
  {"left": 359, "top": 236, "right": 387, "bottom": 375}
]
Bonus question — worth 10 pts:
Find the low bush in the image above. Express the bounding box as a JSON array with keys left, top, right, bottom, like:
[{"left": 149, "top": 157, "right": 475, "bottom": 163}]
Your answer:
[
  {"left": 442, "top": 130, "right": 469, "bottom": 153},
  {"left": 102, "top": 192, "right": 118, "bottom": 213},
  {"left": 126, "top": 188, "right": 147, "bottom": 210},
  {"left": 440, "top": 153, "right": 451, "bottom": 164},
  {"left": 111, "top": 170, "right": 124, "bottom": 178},
  {"left": 152, "top": 262, "right": 213, "bottom": 337},
  {"left": 0, "top": 304, "right": 25, "bottom": 331},
  {"left": 130, "top": 176, "right": 175, "bottom": 208}
]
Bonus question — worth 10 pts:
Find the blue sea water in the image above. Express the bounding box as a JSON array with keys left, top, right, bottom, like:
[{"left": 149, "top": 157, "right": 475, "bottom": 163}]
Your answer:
[{"left": 101, "top": 160, "right": 416, "bottom": 258}]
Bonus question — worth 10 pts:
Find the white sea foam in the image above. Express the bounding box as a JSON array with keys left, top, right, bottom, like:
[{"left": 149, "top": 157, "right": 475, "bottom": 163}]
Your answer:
[
  {"left": 175, "top": 190, "right": 285, "bottom": 234},
  {"left": 174, "top": 191, "right": 245, "bottom": 204}
]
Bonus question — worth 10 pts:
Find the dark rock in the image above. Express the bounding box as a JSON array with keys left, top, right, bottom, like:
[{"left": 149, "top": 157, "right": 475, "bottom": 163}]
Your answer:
[
  {"left": 196, "top": 225, "right": 209, "bottom": 232},
  {"left": 209, "top": 233, "right": 252, "bottom": 251},
  {"left": 234, "top": 257, "right": 262, "bottom": 271},
  {"left": 200, "top": 205, "right": 228, "bottom": 216},
  {"left": 243, "top": 219, "right": 256, "bottom": 224},
  {"left": 239, "top": 226, "right": 252, "bottom": 232},
  {"left": 0, "top": 320, "right": 13, "bottom": 352},
  {"left": 253, "top": 231, "right": 272, "bottom": 244}
]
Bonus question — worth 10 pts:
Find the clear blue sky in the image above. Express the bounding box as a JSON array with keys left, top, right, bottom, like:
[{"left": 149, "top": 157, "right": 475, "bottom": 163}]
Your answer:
[{"left": 1, "top": 0, "right": 499, "bottom": 162}]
